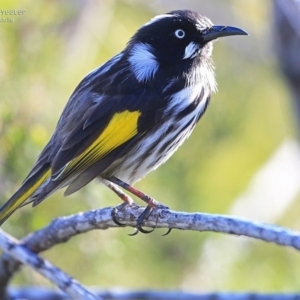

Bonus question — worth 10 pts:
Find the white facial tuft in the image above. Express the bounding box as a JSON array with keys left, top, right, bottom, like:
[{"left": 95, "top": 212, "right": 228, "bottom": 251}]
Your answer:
[
  {"left": 128, "top": 43, "right": 159, "bottom": 82},
  {"left": 183, "top": 42, "right": 199, "bottom": 59}
]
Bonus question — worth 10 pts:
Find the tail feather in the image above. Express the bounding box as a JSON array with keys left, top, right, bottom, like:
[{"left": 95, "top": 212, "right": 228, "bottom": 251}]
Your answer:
[{"left": 0, "top": 165, "right": 51, "bottom": 225}]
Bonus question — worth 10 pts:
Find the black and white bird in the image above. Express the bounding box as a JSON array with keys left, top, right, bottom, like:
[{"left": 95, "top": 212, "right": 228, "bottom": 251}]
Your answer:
[{"left": 0, "top": 10, "right": 247, "bottom": 228}]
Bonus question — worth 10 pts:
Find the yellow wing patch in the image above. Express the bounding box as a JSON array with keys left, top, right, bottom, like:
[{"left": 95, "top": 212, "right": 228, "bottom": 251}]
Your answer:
[{"left": 57, "top": 110, "right": 141, "bottom": 179}]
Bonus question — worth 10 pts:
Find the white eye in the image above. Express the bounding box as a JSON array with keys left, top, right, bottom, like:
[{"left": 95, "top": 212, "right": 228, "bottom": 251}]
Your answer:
[{"left": 174, "top": 29, "right": 185, "bottom": 39}]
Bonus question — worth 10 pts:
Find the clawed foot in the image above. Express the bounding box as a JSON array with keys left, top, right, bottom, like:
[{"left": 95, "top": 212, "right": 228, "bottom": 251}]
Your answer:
[
  {"left": 111, "top": 203, "right": 171, "bottom": 236},
  {"left": 108, "top": 177, "right": 172, "bottom": 235},
  {"left": 111, "top": 202, "right": 135, "bottom": 227}
]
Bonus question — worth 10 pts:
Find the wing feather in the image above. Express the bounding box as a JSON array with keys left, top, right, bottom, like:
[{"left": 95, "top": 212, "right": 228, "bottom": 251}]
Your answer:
[
  {"left": 47, "top": 52, "right": 164, "bottom": 188},
  {"left": 52, "top": 110, "right": 141, "bottom": 181}
]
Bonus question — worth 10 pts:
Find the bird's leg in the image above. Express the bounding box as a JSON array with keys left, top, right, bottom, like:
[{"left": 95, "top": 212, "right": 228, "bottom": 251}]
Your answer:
[
  {"left": 109, "top": 177, "right": 161, "bottom": 207},
  {"left": 109, "top": 176, "right": 169, "bottom": 229},
  {"left": 100, "top": 178, "right": 135, "bottom": 205},
  {"left": 99, "top": 178, "right": 136, "bottom": 227}
]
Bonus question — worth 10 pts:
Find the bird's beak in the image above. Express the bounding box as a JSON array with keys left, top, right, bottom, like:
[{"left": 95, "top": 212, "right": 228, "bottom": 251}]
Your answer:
[{"left": 202, "top": 25, "right": 248, "bottom": 42}]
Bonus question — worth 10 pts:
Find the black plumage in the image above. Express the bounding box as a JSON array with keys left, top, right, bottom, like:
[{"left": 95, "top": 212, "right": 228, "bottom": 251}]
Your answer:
[{"left": 0, "top": 10, "right": 247, "bottom": 226}]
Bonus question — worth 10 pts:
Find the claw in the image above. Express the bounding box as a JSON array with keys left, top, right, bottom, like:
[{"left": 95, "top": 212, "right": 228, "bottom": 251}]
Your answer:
[
  {"left": 139, "top": 226, "right": 155, "bottom": 234},
  {"left": 162, "top": 228, "right": 172, "bottom": 236},
  {"left": 112, "top": 201, "right": 170, "bottom": 236},
  {"left": 111, "top": 204, "right": 130, "bottom": 227},
  {"left": 128, "top": 206, "right": 156, "bottom": 236},
  {"left": 111, "top": 209, "right": 126, "bottom": 227},
  {"left": 128, "top": 225, "right": 155, "bottom": 236},
  {"left": 128, "top": 228, "right": 139, "bottom": 236},
  {"left": 132, "top": 206, "right": 163, "bottom": 235}
]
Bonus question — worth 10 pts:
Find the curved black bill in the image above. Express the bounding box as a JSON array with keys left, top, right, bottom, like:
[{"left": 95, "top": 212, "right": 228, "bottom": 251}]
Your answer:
[{"left": 202, "top": 25, "right": 248, "bottom": 42}]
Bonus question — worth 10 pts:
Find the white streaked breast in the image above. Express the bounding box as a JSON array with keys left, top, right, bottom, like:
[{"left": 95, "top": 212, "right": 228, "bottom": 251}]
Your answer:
[{"left": 168, "top": 84, "right": 204, "bottom": 113}]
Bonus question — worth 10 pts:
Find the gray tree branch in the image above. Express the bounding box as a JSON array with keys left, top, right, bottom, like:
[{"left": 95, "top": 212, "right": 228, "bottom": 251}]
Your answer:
[{"left": 1, "top": 205, "right": 300, "bottom": 298}]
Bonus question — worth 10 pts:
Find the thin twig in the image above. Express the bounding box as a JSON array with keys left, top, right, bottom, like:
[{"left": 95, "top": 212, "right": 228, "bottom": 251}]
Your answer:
[{"left": 0, "top": 229, "right": 101, "bottom": 300}]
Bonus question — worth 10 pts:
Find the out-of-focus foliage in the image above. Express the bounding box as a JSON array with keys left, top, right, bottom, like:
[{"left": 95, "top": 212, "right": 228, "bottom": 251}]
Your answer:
[{"left": 0, "top": 0, "right": 298, "bottom": 292}]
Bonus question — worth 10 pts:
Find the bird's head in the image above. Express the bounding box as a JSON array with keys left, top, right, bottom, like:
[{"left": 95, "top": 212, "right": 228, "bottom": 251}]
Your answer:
[{"left": 126, "top": 10, "right": 247, "bottom": 82}]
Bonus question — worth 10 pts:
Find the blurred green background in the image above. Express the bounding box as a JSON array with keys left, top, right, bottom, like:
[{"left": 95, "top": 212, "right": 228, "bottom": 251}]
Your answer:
[{"left": 1, "top": 0, "right": 299, "bottom": 293}]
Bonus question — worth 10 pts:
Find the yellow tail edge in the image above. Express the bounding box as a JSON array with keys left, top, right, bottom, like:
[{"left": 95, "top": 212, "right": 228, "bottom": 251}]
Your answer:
[{"left": 0, "top": 167, "right": 51, "bottom": 225}]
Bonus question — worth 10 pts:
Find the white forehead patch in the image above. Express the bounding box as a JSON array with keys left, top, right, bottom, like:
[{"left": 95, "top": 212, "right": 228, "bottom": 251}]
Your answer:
[
  {"left": 183, "top": 42, "right": 199, "bottom": 59},
  {"left": 196, "top": 23, "right": 208, "bottom": 32},
  {"left": 195, "top": 17, "right": 214, "bottom": 32},
  {"left": 128, "top": 43, "right": 159, "bottom": 82},
  {"left": 143, "top": 14, "right": 173, "bottom": 27}
]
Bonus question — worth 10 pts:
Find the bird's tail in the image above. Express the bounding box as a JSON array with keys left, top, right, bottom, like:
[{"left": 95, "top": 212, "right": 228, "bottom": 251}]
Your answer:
[{"left": 0, "top": 165, "right": 51, "bottom": 225}]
